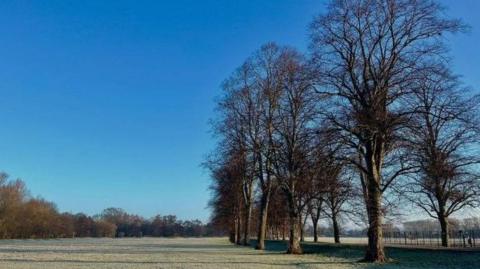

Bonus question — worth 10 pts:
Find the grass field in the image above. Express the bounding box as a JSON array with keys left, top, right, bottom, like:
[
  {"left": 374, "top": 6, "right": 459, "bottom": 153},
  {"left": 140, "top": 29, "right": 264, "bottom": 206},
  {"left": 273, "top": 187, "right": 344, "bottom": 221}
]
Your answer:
[{"left": 0, "top": 237, "right": 477, "bottom": 268}]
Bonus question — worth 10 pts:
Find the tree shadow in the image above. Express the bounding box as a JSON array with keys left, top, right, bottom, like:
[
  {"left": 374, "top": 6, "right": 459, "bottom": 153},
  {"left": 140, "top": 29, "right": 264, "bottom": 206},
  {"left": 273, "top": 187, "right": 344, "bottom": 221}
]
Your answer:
[
  {"left": 251, "top": 239, "right": 364, "bottom": 259},
  {"left": 251, "top": 240, "right": 480, "bottom": 269},
  {"left": 361, "top": 247, "right": 479, "bottom": 269}
]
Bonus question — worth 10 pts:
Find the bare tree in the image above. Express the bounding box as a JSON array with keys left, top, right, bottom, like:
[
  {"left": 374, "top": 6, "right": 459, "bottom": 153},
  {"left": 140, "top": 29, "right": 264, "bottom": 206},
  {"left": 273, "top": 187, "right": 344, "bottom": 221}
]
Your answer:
[
  {"left": 310, "top": 0, "right": 464, "bottom": 261},
  {"left": 210, "top": 43, "right": 321, "bottom": 250},
  {"left": 216, "top": 59, "right": 264, "bottom": 245},
  {"left": 305, "top": 129, "right": 339, "bottom": 243},
  {"left": 271, "top": 49, "right": 318, "bottom": 254},
  {"left": 323, "top": 168, "right": 352, "bottom": 244},
  {"left": 404, "top": 67, "right": 480, "bottom": 247},
  {"left": 306, "top": 190, "right": 323, "bottom": 243},
  {"left": 249, "top": 43, "right": 285, "bottom": 250},
  {"left": 206, "top": 149, "right": 245, "bottom": 244},
  {"left": 266, "top": 188, "right": 290, "bottom": 241}
]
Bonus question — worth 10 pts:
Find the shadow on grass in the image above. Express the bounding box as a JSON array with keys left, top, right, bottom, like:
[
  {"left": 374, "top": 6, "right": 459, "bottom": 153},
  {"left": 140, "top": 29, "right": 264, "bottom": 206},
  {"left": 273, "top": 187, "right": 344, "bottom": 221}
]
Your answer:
[
  {"left": 250, "top": 239, "right": 364, "bottom": 259},
  {"left": 0, "top": 258, "right": 354, "bottom": 266},
  {"left": 364, "top": 247, "right": 479, "bottom": 269},
  {"left": 248, "top": 239, "right": 480, "bottom": 269}
]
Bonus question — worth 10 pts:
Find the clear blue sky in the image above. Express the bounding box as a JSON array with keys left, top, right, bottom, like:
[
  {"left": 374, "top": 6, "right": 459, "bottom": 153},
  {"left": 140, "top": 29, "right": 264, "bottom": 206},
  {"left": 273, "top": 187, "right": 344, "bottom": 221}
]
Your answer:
[{"left": 0, "top": 0, "right": 478, "bottom": 221}]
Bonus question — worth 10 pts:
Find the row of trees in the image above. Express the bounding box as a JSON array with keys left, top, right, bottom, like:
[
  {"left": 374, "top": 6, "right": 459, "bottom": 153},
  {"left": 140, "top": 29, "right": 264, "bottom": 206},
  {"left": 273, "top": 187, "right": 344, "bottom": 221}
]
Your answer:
[
  {"left": 401, "top": 218, "right": 480, "bottom": 233},
  {"left": 98, "top": 207, "right": 221, "bottom": 237},
  {"left": 0, "top": 173, "right": 218, "bottom": 239},
  {"left": 207, "top": 0, "right": 480, "bottom": 262},
  {"left": 0, "top": 173, "right": 117, "bottom": 238},
  {"left": 304, "top": 217, "right": 480, "bottom": 238}
]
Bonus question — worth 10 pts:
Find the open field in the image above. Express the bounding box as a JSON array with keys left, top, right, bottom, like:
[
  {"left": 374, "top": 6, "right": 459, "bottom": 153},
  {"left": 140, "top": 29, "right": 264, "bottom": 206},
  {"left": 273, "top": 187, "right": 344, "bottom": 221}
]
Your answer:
[{"left": 0, "top": 237, "right": 478, "bottom": 269}]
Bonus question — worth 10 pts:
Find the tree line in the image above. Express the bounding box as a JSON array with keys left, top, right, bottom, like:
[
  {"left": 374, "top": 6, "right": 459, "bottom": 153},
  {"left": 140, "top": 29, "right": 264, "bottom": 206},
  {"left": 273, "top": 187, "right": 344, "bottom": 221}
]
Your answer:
[
  {"left": 206, "top": 0, "right": 480, "bottom": 262},
  {"left": 0, "top": 173, "right": 219, "bottom": 239},
  {"left": 303, "top": 217, "right": 480, "bottom": 239}
]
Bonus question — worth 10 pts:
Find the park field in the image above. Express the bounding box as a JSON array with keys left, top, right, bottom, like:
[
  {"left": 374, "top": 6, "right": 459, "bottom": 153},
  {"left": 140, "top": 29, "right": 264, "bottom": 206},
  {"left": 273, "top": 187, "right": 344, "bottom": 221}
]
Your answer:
[{"left": 0, "top": 237, "right": 478, "bottom": 269}]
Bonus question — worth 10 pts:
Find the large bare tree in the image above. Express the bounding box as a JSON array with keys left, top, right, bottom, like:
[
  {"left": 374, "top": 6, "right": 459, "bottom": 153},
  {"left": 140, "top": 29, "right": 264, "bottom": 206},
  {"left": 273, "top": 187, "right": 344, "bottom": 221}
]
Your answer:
[
  {"left": 310, "top": 0, "right": 464, "bottom": 261},
  {"left": 404, "top": 67, "right": 480, "bottom": 247}
]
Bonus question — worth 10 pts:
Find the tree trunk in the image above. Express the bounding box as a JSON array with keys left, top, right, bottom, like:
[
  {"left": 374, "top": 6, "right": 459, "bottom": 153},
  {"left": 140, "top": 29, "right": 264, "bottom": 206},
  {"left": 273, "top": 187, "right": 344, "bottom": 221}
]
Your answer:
[
  {"left": 229, "top": 218, "right": 237, "bottom": 243},
  {"left": 300, "top": 215, "right": 306, "bottom": 242},
  {"left": 300, "top": 228, "right": 304, "bottom": 242},
  {"left": 287, "top": 214, "right": 302, "bottom": 254},
  {"left": 311, "top": 201, "right": 322, "bottom": 243},
  {"left": 332, "top": 213, "right": 340, "bottom": 244},
  {"left": 255, "top": 188, "right": 271, "bottom": 250},
  {"left": 439, "top": 211, "right": 449, "bottom": 247},
  {"left": 312, "top": 217, "right": 319, "bottom": 243},
  {"left": 242, "top": 201, "right": 252, "bottom": 246},
  {"left": 236, "top": 214, "right": 242, "bottom": 245},
  {"left": 363, "top": 181, "right": 386, "bottom": 262},
  {"left": 286, "top": 192, "right": 302, "bottom": 254},
  {"left": 229, "top": 230, "right": 235, "bottom": 243}
]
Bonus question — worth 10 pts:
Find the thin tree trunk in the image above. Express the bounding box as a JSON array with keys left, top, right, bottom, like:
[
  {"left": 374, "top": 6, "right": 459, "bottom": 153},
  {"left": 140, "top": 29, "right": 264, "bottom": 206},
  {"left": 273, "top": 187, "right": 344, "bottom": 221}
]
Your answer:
[
  {"left": 332, "top": 212, "right": 340, "bottom": 244},
  {"left": 241, "top": 172, "right": 254, "bottom": 246},
  {"left": 230, "top": 218, "right": 237, "bottom": 243},
  {"left": 312, "top": 201, "right": 322, "bottom": 243},
  {"left": 300, "top": 213, "right": 307, "bottom": 242},
  {"left": 229, "top": 230, "right": 235, "bottom": 243},
  {"left": 236, "top": 213, "right": 242, "bottom": 245},
  {"left": 312, "top": 217, "right": 319, "bottom": 243},
  {"left": 243, "top": 201, "right": 252, "bottom": 246},
  {"left": 256, "top": 187, "right": 271, "bottom": 250}
]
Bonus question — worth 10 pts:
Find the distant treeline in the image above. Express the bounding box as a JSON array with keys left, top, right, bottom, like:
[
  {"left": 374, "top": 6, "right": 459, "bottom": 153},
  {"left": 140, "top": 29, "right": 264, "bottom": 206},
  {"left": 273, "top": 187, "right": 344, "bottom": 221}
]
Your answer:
[
  {"left": 303, "top": 218, "right": 480, "bottom": 238},
  {"left": 0, "top": 173, "right": 220, "bottom": 239},
  {"left": 97, "top": 207, "right": 221, "bottom": 238}
]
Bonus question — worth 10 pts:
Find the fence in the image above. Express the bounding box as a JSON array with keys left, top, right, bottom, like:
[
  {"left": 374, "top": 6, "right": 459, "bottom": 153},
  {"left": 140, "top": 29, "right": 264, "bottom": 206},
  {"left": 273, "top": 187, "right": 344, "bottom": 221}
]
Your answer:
[{"left": 383, "top": 230, "right": 479, "bottom": 248}]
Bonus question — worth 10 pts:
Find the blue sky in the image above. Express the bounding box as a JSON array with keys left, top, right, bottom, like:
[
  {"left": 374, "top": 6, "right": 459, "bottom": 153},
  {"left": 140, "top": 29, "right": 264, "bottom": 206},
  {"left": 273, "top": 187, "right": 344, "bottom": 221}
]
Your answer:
[{"left": 0, "top": 0, "right": 478, "bottom": 221}]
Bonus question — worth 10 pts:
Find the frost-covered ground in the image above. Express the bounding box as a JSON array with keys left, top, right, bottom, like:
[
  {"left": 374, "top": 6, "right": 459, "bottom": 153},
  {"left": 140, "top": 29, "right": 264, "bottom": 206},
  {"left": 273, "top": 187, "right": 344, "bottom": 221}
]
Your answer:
[{"left": 0, "top": 237, "right": 477, "bottom": 269}]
